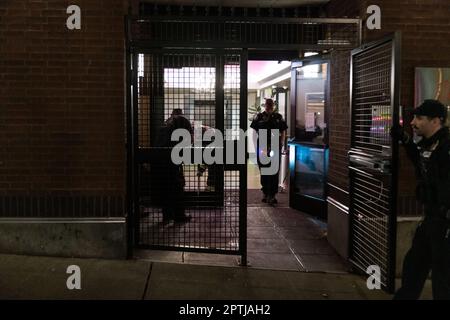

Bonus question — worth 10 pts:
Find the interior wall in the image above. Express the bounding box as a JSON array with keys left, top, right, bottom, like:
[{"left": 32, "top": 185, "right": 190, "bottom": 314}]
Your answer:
[
  {"left": 247, "top": 90, "right": 258, "bottom": 155},
  {"left": 295, "top": 78, "right": 326, "bottom": 129}
]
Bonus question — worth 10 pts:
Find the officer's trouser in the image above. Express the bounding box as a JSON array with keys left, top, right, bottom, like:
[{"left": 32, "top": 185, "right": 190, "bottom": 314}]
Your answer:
[
  {"left": 257, "top": 149, "right": 281, "bottom": 197},
  {"left": 258, "top": 169, "right": 279, "bottom": 197},
  {"left": 162, "top": 163, "right": 185, "bottom": 219},
  {"left": 394, "top": 214, "right": 450, "bottom": 300}
]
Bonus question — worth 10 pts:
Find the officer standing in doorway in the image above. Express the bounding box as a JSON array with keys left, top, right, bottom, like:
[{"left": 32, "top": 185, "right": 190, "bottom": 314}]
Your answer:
[
  {"left": 250, "top": 98, "right": 288, "bottom": 205},
  {"left": 155, "top": 108, "right": 193, "bottom": 223},
  {"left": 392, "top": 99, "right": 450, "bottom": 300}
]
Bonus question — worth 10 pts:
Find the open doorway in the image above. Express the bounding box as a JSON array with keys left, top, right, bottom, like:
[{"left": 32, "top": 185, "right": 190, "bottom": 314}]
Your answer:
[
  {"left": 245, "top": 57, "right": 349, "bottom": 272},
  {"left": 247, "top": 60, "right": 291, "bottom": 207}
]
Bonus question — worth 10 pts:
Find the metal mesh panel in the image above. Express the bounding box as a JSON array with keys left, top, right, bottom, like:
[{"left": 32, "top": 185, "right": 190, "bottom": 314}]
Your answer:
[
  {"left": 138, "top": 163, "right": 240, "bottom": 251},
  {"left": 352, "top": 42, "right": 392, "bottom": 153},
  {"left": 137, "top": 53, "right": 218, "bottom": 147},
  {"left": 135, "top": 51, "right": 243, "bottom": 253},
  {"left": 224, "top": 55, "right": 241, "bottom": 140},
  {"left": 0, "top": 193, "right": 124, "bottom": 218},
  {"left": 349, "top": 36, "right": 399, "bottom": 293},
  {"left": 351, "top": 171, "right": 391, "bottom": 287},
  {"left": 129, "top": 17, "right": 359, "bottom": 50}
]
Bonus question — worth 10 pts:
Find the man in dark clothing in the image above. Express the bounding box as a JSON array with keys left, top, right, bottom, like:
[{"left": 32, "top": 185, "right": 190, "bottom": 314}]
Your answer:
[
  {"left": 250, "top": 98, "right": 288, "bottom": 205},
  {"left": 392, "top": 99, "right": 450, "bottom": 300},
  {"left": 155, "top": 108, "right": 193, "bottom": 223}
]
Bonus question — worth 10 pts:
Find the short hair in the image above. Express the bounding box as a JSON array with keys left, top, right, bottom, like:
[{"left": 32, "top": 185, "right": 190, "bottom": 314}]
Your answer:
[
  {"left": 172, "top": 108, "right": 183, "bottom": 116},
  {"left": 265, "top": 98, "right": 275, "bottom": 107}
]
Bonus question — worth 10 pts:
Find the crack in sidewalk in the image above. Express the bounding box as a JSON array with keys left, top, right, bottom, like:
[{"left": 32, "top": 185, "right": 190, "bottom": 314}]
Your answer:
[{"left": 141, "top": 262, "right": 153, "bottom": 300}]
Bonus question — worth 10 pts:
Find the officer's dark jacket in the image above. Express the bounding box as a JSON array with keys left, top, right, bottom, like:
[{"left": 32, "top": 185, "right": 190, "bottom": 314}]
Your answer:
[
  {"left": 404, "top": 126, "right": 450, "bottom": 216},
  {"left": 151, "top": 115, "right": 192, "bottom": 197},
  {"left": 250, "top": 111, "right": 288, "bottom": 133},
  {"left": 156, "top": 115, "right": 193, "bottom": 148},
  {"left": 250, "top": 111, "right": 288, "bottom": 152}
]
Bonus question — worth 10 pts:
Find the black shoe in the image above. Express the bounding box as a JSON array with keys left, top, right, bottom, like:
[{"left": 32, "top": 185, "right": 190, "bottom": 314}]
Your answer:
[
  {"left": 268, "top": 197, "right": 278, "bottom": 205},
  {"left": 262, "top": 194, "right": 268, "bottom": 203},
  {"left": 173, "top": 215, "right": 192, "bottom": 223}
]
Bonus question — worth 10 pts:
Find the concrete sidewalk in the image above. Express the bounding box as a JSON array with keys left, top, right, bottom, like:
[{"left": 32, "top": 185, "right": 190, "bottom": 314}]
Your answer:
[{"left": 0, "top": 253, "right": 414, "bottom": 300}]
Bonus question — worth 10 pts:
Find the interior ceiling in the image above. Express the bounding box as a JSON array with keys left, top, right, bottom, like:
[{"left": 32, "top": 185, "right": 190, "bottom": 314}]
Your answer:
[
  {"left": 248, "top": 61, "right": 291, "bottom": 89},
  {"left": 249, "top": 61, "right": 289, "bottom": 81},
  {"left": 139, "top": 0, "right": 330, "bottom": 8}
]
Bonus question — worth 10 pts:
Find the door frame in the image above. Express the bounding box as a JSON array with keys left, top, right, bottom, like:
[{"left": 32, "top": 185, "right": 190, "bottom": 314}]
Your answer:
[{"left": 289, "top": 56, "right": 331, "bottom": 220}]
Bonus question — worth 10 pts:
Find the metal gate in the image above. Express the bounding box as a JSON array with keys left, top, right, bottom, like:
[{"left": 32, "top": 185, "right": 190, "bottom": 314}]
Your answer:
[
  {"left": 125, "top": 6, "right": 362, "bottom": 263},
  {"left": 127, "top": 48, "right": 248, "bottom": 262},
  {"left": 348, "top": 33, "right": 401, "bottom": 292}
]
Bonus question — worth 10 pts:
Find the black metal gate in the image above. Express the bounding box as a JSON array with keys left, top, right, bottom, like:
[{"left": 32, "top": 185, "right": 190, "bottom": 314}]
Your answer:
[
  {"left": 127, "top": 48, "right": 248, "bottom": 262},
  {"left": 125, "top": 7, "right": 362, "bottom": 263},
  {"left": 348, "top": 33, "right": 401, "bottom": 292}
]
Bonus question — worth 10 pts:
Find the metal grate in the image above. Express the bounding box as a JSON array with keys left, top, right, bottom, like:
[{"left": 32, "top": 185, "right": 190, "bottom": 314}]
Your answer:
[
  {"left": 138, "top": 165, "right": 239, "bottom": 251},
  {"left": 133, "top": 50, "right": 245, "bottom": 254},
  {"left": 224, "top": 55, "right": 241, "bottom": 140},
  {"left": 349, "top": 34, "right": 400, "bottom": 293},
  {"left": 139, "top": 4, "right": 322, "bottom": 19},
  {"left": 128, "top": 16, "right": 360, "bottom": 50},
  {"left": 0, "top": 194, "right": 124, "bottom": 218},
  {"left": 351, "top": 170, "right": 391, "bottom": 287},
  {"left": 351, "top": 42, "right": 392, "bottom": 154}
]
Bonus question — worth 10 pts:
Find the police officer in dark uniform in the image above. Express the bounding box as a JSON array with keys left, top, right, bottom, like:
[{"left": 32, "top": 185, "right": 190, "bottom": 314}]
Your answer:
[
  {"left": 250, "top": 98, "right": 288, "bottom": 205},
  {"left": 156, "top": 108, "right": 193, "bottom": 223},
  {"left": 392, "top": 99, "right": 450, "bottom": 299}
]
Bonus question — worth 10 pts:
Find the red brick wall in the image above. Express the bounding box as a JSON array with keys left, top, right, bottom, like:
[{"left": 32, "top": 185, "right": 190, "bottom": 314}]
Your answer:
[
  {"left": 326, "top": 1, "right": 450, "bottom": 214},
  {"left": 0, "top": 0, "right": 128, "bottom": 217},
  {"left": 363, "top": 0, "right": 450, "bottom": 213},
  {"left": 362, "top": 0, "right": 450, "bottom": 109},
  {"left": 326, "top": 0, "right": 366, "bottom": 193},
  {"left": 325, "top": 0, "right": 364, "bottom": 18},
  {"left": 328, "top": 50, "right": 352, "bottom": 191}
]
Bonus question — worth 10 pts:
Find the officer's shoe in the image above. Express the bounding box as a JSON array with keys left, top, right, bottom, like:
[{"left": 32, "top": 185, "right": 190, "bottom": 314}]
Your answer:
[
  {"left": 268, "top": 197, "right": 278, "bottom": 206},
  {"left": 262, "top": 194, "right": 268, "bottom": 203}
]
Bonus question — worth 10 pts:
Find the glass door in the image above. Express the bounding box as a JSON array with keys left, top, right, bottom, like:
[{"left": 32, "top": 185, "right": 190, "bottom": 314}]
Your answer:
[{"left": 288, "top": 58, "right": 329, "bottom": 220}]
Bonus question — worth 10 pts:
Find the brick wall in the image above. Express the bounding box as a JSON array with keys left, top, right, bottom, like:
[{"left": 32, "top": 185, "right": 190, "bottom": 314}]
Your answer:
[
  {"left": 326, "top": 0, "right": 450, "bottom": 214},
  {"left": 325, "top": 0, "right": 364, "bottom": 194},
  {"left": 363, "top": 0, "right": 450, "bottom": 214},
  {"left": 0, "top": 0, "right": 128, "bottom": 217},
  {"left": 325, "top": 0, "right": 363, "bottom": 18},
  {"left": 328, "top": 49, "right": 352, "bottom": 191}
]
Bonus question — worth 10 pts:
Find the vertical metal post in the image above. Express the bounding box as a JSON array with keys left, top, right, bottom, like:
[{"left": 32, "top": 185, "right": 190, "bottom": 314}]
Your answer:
[
  {"left": 131, "top": 51, "right": 140, "bottom": 249},
  {"left": 239, "top": 49, "right": 248, "bottom": 266},
  {"left": 348, "top": 49, "right": 355, "bottom": 264},
  {"left": 216, "top": 54, "right": 225, "bottom": 134},
  {"left": 358, "top": 19, "right": 363, "bottom": 47},
  {"left": 125, "top": 15, "right": 134, "bottom": 259},
  {"left": 387, "top": 31, "right": 401, "bottom": 294}
]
